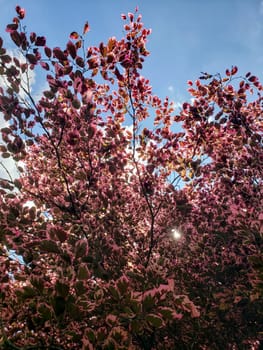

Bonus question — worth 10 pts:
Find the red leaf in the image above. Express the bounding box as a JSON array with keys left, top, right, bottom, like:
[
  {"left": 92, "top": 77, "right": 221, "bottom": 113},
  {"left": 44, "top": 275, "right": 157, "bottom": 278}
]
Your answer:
[
  {"left": 70, "top": 31, "right": 79, "bottom": 40},
  {"left": 63, "top": 65, "right": 73, "bottom": 75},
  {"left": 55, "top": 228, "right": 67, "bottom": 243},
  {"left": 182, "top": 102, "right": 189, "bottom": 110},
  {"left": 10, "top": 31, "right": 21, "bottom": 47},
  {"left": 248, "top": 75, "right": 257, "bottom": 83},
  {"left": 55, "top": 281, "right": 69, "bottom": 297},
  {"left": 88, "top": 58, "right": 98, "bottom": 70},
  {"left": 75, "top": 240, "right": 88, "bottom": 258},
  {"left": 53, "top": 47, "right": 67, "bottom": 61},
  {"left": 146, "top": 314, "right": 163, "bottom": 328},
  {"left": 231, "top": 66, "right": 238, "bottom": 75},
  {"left": 67, "top": 41, "right": 77, "bottom": 59},
  {"left": 83, "top": 21, "right": 90, "bottom": 35},
  {"left": 99, "top": 42, "right": 107, "bottom": 57},
  {"left": 114, "top": 67, "right": 123, "bottom": 81},
  {"left": 72, "top": 99, "right": 81, "bottom": 109},
  {"left": 12, "top": 17, "right": 19, "bottom": 24},
  {"left": 35, "top": 36, "right": 46, "bottom": 46},
  {"left": 225, "top": 69, "right": 231, "bottom": 77},
  {"left": 1, "top": 55, "right": 12, "bottom": 64},
  {"left": 107, "top": 52, "right": 115, "bottom": 64},
  {"left": 76, "top": 56, "right": 85, "bottom": 68},
  {"left": 30, "top": 32, "right": 36, "bottom": 43},
  {"left": 40, "top": 240, "right": 60, "bottom": 254},
  {"left": 75, "top": 40, "right": 82, "bottom": 49},
  {"left": 44, "top": 46, "right": 52, "bottom": 58},
  {"left": 18, "top": 8, "right": 25, "bottom": 19},
  {"left": 26, "top": 53, "right": 38, "bottom": 65},
  {"left": 1, "top": 152, "right": 10, "bottom": 158},
  {"left": 40, "top": 61, "right": 50, "bottom": 70},
  {"left": 108, "top": 37, "right": 116, "bottom": 51},
  {"left": 6, "top": 23, "right": 18, "bottom": 33},
  {"left": 15, "top": 6, "right": 25, "bottom": 19}
]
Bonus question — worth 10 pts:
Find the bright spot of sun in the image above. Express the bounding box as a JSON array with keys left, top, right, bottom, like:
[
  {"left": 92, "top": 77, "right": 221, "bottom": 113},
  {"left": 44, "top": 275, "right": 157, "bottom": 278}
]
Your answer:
[
  {"left": 23, "top": 200, "right": 35, "bottom": 208},
  {"left": 171, "top": 228, "right": 182, "bottom": 240}
]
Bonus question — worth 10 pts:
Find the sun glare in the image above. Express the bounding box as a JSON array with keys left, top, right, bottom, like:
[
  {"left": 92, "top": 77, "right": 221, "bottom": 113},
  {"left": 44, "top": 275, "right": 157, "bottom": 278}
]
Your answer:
[{"left": 171, "top": 228, "right": 182, "bottom": 240}]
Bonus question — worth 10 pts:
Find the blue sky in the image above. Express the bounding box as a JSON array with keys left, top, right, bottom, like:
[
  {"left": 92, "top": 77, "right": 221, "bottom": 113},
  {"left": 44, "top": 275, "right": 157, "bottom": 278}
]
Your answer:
[{"left": 1, "top": 0, "right": 263, "bottom": 105}]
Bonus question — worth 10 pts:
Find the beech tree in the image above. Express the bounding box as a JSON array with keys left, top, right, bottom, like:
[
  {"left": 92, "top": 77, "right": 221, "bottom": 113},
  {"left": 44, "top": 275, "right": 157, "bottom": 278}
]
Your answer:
[{"left": 0, "top": 6, "right": 262, "bottom": 349}]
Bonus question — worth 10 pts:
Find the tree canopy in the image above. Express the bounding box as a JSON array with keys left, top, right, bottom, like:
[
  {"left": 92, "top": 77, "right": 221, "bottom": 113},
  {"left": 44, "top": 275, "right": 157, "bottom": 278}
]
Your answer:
[{"left": 0, "top": 6, "right": 262, "bottom": 349}]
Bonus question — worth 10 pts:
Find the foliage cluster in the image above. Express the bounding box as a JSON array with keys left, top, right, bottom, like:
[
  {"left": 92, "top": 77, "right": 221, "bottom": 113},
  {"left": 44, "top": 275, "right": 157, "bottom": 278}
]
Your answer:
[{"left": 0, "top": 6, "right": 262, "bottom": 349}]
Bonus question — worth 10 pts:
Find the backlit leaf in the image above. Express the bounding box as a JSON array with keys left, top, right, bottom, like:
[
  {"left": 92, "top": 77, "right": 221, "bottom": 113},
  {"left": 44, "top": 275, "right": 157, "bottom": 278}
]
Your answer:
[
  {"left": 26, "top": 53, "right": 37, "bottom": 65},
  {"left": 6, "top": 23, "right": 18, "bottom": 33},
  {"left": 35, "top": 36, "right": 46, "bottom": 46},
  {"left": 55, "top": 281, "right": 70, "bottom": 297},
  {"left": 67, "top": 40, "right": 77, "bottom": 59},
  {"left": 70, "top": 31, "right": 79, "bottom": 40},
  {"left": 83, "top": 21, "right": 90, "bottom": 35},
  {"left": 10, "top": 31, "right": 21, "bottom": 46},
  {"left": 146, "top": 314, "right": 163, "bottom": 328},
  {"left": 40, "top": 240, "right": 60, "bottom": 254}
]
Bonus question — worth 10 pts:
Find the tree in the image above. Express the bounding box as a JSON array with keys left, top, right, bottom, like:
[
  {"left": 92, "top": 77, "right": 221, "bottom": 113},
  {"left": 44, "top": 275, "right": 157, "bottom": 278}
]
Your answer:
[{"left": 0, "top": 6, "right": 262, "bottom": 349}]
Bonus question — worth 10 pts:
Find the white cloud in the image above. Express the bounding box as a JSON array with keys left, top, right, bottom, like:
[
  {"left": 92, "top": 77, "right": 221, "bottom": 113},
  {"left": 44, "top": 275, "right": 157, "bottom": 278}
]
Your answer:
[
  {"left": 166, "top": 85, "right": 182, "bottom": 111},
  {"left": 33, "top": 80, "right": 49, "bottom": 102},
  {"left": 0, "top": 49, "right": 36, "bottom": 99},
  {"left": 0, "top": 117, "right": 19, "bottom": 180},
  {"left": 168, "top": 85, "right": 175, "bottom": 93},
  {"left": 0, "top": 157, "right": 19, "bottom": 181},
  {"left": 171, "top": 100, "right": 182, "bottom": 110},
  {"left": 0, "top": 50, "right": 36, "bottom": 181}
]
